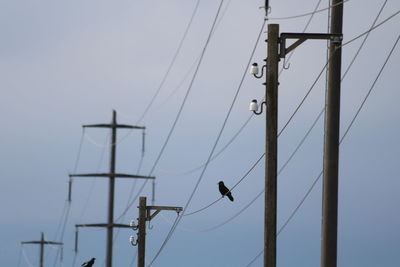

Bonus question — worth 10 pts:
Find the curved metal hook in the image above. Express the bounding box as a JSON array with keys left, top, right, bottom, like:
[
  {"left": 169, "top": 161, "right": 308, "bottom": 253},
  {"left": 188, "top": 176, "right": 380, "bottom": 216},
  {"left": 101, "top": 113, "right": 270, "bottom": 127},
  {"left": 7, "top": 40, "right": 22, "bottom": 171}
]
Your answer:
[
  {"left": 253, "top": 64, "right": 267, "bottom": 79},
  {"left": 283, "top": 57, "right": 291, "bottom": 70},
  {"left": 130, "top": 235, "right": 138, "bottom": 246},
  {"left": 253, "top": 101, "right": 267, "bottom": 115},
  {"left": 148, "top": 220, "right": 154, "bottom": 230}
]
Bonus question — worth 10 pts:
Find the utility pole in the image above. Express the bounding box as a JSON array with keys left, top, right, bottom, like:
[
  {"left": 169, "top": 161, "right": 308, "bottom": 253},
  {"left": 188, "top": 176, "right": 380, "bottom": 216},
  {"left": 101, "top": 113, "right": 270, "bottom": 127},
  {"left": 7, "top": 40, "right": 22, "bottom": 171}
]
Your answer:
[
  {"left": 250, "top": 24, "right": 342, "bottom": 267},
  {"left": 70, "top": 110, "right": 155, "bottom": 267},
  {"left": 265, "top": 23, "right": 279, "bottom": 267},
  {"left": 137, "top": 197, "right": 147, "bottom": 267},
  {"left": 321, "top": 0, "right": 343, "bottom": 266},
  {"left": 130, "top": 196, "right": 182, "bottom": 267},
  {"left": 21, "top": 232, "right": 63, "bottom": 267}
]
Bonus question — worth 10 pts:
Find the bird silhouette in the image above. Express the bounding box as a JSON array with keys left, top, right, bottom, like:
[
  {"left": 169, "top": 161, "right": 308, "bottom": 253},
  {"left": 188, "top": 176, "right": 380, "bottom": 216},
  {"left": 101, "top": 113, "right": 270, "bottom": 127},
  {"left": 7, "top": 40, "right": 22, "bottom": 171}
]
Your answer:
[
  {"left": 81, "top": 258, "right": 95, "bottom": 267},
  {"left": 218, "top": 181, "right": 234, "bottom": 201}
]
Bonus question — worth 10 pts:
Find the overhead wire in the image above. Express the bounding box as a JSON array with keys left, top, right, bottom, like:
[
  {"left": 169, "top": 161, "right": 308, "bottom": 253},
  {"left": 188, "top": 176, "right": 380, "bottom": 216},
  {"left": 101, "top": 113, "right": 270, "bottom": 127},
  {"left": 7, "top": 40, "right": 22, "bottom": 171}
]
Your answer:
[
  {"left": 17, "top": 245, "right": 22, "bottom": 267},
  {"left": 164, "top": 0, "right": 392, "bottom": 239},
  {"left": 139, "top": 113, "right": 253, "bottom": 177},
  {"left": 148, "top": 0, "right": 234, "bottom": 265},
  {"left": 113, "top": 131, "right": 146, "bottom": 249},
  {"left": 143, "top": 0, "right": 323, "bottom": 178},
  {"left": 114, "top": 0, "right": 229, "bottom": 222},
  {"left": 112, "top": 1, "right": 236, "bottom": 225},
  {"left": 136, "top": 0, "right": 201, "bottom": 124},
  {"left": 113, "top": 0, "right": 234, "bottom": 223},
  {"left": 21, "top": 245, "right": 36, "bottom": 267},
  {"left": 146, "top": 0, "right": 344, "bottom": 179},
  {"left": 268, "top": 0, "right": 350, "bottom": 21},
  {"left": 113, "top": 1, "right": 241, "bottom": 229},
  {"left": 156, "top": 0, "right": 325, "bottom": 231},
  {"left": 157, "top": 0, "right": 233, "bottom": 110},
  {"left": 177, "top": 0, "right": 391, "bottom": 227},
  {"left": 246, "top": 32, "right": 399, "bottom": 266},
  {"left": 245, "top": 2, "right": 396, "bottom": 265},
  {"left": 342, "top": 9, "right": 400, "bottom": 47},
  {"left": 50, "top": 128, "right": 85, "bottom": 267},
  {"left": 52, "top": 129, "right": 84, "bottom": 241},
  {"left": 68, "top": 131, "right": 108, "bottom": 267},
  {"left": 183, "top": 47, "right": 329, "bottom": 217}
]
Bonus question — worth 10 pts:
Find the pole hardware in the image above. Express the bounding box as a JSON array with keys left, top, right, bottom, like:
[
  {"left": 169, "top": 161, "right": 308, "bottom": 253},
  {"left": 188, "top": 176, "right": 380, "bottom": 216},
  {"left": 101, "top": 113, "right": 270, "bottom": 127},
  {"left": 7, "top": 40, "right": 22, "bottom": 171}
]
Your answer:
[
  {"left": 130, "top": 235, "right": 138, "bottom": 246},
  {"left": 21, "top": 232, "right": 63, "bottom": 267},
  {"left": 130, "top": 219, "right": 138, "bottom": 230},
  {"left": 135, "top": 197, "right": 183, "bottom": 267},
  {"left": 249, "top": 99, "right": 267, "bottom": 115},
  {"left": 69, "top": 110, "right": 154, "bottom": 267},
  {"left": 250, "top": 61, "right": 267, "bottom": 79},
  {"left": 249, "top": 57, "right": 268, "bottom": 115},
  {"left": 279, "top": 33, "right": 343, "bottom": 59}
]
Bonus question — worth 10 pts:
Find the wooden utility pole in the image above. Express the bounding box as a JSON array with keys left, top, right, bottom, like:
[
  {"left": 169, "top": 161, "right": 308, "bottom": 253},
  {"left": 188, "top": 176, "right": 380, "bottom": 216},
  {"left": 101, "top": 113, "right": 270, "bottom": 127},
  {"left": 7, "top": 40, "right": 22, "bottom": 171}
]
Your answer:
[
  {"left": 253, "top": 20, "right": 342, "bottom": 267},
  {"left": 321, "top": 1, "right": 343, "bottom": 266},
  {"left": 265, "top": 23, "right": 279, "bottom": 267},
  {"left": 70, "top": 110, "right": 155, "bottom": 267},
  {"left": 134, "top": 196, "right": 182, "bottom": 267},
  {"left": 21, "top": 232, "right": 63, "bottom": 267},
  {"left": 137, "top": 197, "right": 147, "bottom": 267}
]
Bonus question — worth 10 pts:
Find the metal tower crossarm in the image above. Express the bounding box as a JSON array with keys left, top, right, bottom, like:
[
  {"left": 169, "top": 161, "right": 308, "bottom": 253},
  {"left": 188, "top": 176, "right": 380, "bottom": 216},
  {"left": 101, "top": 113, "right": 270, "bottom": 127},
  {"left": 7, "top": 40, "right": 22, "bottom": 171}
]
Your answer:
[
  {"left": 69, "top": 173, "right": 155, "bottom": 179},
  {"left": 69, "top": 110, "right": 154, "bottom": 267},
  {"left": 21, "top": 232, "right": 63, "bottom": 267}
]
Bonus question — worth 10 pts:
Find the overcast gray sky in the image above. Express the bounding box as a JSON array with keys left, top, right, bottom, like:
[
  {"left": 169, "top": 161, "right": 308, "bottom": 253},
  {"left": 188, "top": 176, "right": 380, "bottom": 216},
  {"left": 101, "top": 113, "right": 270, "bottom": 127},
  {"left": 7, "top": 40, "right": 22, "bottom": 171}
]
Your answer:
[{"left": 1, "top": 0, "right": 400, "bottom": 266}]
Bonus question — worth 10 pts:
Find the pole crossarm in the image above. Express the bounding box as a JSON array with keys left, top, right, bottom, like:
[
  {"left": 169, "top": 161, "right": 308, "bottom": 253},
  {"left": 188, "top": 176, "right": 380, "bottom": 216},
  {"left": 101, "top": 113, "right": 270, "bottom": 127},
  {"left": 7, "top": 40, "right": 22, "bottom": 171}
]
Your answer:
[
  {"left": 21, "top": 233, "right": 63, "bottom": 267},
  {"left": 279, "top": 33, "right": 343, "bottom": 58},
  {"left": 21, "top": 241, "right": 63, "bottom": 245},
  {"left": 69, "top": 173, "right": 155, "bottom": 180},
  {"left": 83, "top": 124, "right": 145, "bottom": 130},
  {"left": 70, "top": 111, "right": 150, "bottom": 267},
  {"left": 76, "top": 223, "right": 131, "bottom": 228},
  {"left": 145, "top": 205, "right": 183, "bottom": 221}
]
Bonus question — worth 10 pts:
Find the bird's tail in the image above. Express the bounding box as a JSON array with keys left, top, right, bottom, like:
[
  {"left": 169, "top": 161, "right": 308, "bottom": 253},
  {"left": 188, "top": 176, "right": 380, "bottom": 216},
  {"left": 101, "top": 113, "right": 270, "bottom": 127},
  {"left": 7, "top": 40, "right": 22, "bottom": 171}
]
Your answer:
[{"left": 227, "top": 193, "right": 234, "bottom": 202}]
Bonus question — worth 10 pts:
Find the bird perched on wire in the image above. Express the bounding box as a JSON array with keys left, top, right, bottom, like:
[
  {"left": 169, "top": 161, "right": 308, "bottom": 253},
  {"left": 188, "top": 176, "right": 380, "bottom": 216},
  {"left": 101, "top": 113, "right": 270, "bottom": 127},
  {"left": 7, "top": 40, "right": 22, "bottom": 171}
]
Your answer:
[
  {"left": 81, "top": 258, "right": 95, "bottom": 267},
  {"left": 218, "top": 181, "right": 234, "bottom": 201}
]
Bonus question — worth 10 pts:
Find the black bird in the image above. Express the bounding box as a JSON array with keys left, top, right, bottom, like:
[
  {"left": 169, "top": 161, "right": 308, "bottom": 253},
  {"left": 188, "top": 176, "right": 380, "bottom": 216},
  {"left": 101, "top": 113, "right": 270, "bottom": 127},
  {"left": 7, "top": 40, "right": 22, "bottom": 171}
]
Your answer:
[
  {"left": 81, "top": 258, "right": 96, "bottom": 267},
  {"left": 218, "top": 181, "right": 234, "bottom": 201}
]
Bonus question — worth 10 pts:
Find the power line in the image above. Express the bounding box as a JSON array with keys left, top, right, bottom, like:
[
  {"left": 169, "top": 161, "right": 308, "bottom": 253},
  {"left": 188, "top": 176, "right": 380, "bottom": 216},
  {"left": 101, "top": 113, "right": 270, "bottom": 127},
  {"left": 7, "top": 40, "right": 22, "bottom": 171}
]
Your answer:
[
  {"left": 177, "top": 107, "right": 323, "bottom": 228},
  {"left": 115, "top": 0, "right": 228, "bottom": 222},
  {"left": 17, "top": 245, "right": 22, "bottom": 267},
  {"left": 183, "top": 56, "right": 329, "bottom": 217},
  {"left": 173, "top": 0, "right": 390, "bottom": 236},
  {"left": 268, "top": 0, "right": 350, "bottom": 20},
  {"left": 189, "top": 0, "right": 389, "bottom": 221},
  {"left": 77, "top": 132, "right": 108, "bottom": 222},
  {"left": 111, "top": 1, "right": 236, "bottom": 221},
  {"left": 149, "top": 0, "right": 268, "bottom": 264},
  {"left": 50, "top": 129, "right": 85, "bottom": 266},
  {"left": 342, "top": 9, "right": 400, "bottom": 47},
  {"left": 157, "top": 0, "right": 233, "bottom": 110},
  {"left": 167, "top": 0, "right": 326, "bottom": 220},
  {"left": 136, "top": 0, "right": 201, "bottom": 124},
  {"left": 245, "top": 28, "right": 400, "bottom": 267},
  {"left": 341, "top": 34, "right": 399, "bottom": 142},
  {"left": 147, "top": 1, "right": 224, "bottom": 178},
  {"left": 142, "top": 0, "right": 324, "bottom": 178}
]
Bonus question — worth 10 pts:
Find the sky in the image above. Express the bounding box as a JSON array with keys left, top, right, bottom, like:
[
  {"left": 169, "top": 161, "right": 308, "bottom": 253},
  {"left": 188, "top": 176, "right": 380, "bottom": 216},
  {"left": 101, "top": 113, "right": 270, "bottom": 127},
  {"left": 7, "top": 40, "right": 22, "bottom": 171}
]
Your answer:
[{"left": 1, "top": 0, "right": 400, "bottom": 266}]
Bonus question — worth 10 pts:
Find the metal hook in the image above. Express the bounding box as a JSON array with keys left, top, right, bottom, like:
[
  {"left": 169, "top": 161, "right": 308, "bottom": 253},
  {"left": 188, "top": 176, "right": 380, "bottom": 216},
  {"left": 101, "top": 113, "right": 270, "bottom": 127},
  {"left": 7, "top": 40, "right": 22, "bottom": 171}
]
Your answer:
[
  {"left": 148, "top": 220, "right": 154, "bottom": 230},
  {"left": 130, "top": 235, "right": 138, "bottom": 246},
  {"left": 283, "top": 57, "right": 291, "bottom": 70},
  {"left": 130, "top": 219, "right": 138, "bottom": 231},
  {"left": 253, "top": 101, "right": 267, "bottom": 115},
  {"left": 253, "top": 64, "right": 267, "bottom": 79}
]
